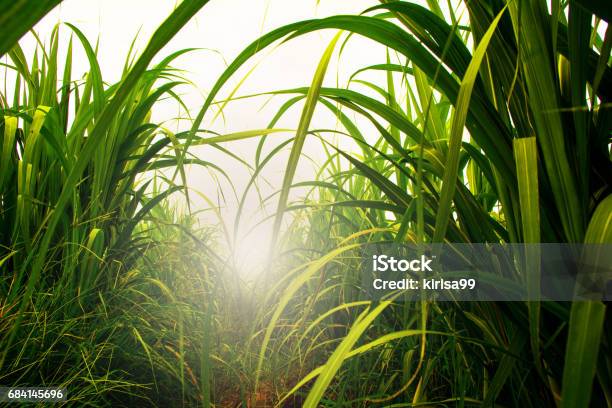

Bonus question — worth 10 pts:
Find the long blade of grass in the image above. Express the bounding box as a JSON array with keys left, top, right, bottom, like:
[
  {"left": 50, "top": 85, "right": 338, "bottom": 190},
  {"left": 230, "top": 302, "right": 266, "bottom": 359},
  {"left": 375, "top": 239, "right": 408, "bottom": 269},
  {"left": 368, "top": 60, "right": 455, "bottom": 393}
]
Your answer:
[
  {"left": 561, "top": 195, "right": 611, "bottom": 407},
  {"left": 303, "top": 295, "right": 400, "bottom": 407},
  {"left": 269, "top": 32, "right": 341, "bottom": 254},
  {"left": 561, "top": 302, "right": 606, "bottom": 408},
  {"left": 513, "top": 137, "right": 541, "bottom": 375},
  {"left": 254, "top": 243, "right": 359, "bottom": 396},
  {"left": 0, "top": 0, "right": 62, "bottom": 57},
  {"left": 508, "top": 0, "right": 584, "bottom": 242},
  {"left": 433, "top": 6, "right": 506, "bottom": 242}
]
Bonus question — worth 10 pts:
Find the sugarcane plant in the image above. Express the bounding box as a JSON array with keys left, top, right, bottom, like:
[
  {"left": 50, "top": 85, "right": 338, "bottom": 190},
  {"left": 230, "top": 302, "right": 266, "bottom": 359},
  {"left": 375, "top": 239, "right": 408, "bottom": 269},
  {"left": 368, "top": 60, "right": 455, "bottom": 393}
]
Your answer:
[
  {"left": 199, "top": 0, "right": 611, "bottom": 406},
  {"left": 0, "top": 1, "right": 231, "bottom": 405}
]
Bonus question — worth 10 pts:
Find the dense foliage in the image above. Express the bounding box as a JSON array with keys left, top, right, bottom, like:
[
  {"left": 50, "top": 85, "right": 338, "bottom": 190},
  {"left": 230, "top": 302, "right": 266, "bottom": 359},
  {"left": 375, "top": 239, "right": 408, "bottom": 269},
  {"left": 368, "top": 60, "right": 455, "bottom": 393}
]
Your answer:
[{"left": 1, "top": 0, "right": 610, "bottom": 406}]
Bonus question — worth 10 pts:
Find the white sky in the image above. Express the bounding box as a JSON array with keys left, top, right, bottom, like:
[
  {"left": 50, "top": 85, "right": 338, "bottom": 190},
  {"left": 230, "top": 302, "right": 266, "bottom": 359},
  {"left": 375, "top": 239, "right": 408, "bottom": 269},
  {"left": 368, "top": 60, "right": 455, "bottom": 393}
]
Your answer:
[{"left": 19, "top": 0, "right": 393, "bottom": 277}]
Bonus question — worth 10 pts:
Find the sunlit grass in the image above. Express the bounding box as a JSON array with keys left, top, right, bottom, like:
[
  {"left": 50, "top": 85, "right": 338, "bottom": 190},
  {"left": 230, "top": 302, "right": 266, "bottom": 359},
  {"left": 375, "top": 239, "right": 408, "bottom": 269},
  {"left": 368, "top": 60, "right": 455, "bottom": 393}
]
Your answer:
[{"left": 1, "top": 0, "right": 610, "bottom": 407}]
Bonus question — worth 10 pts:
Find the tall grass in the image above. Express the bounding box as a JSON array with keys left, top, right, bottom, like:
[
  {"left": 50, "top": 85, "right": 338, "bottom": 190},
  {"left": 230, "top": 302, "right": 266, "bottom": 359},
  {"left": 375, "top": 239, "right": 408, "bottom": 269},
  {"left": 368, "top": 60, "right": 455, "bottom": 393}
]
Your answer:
[
  {"left": 0, "top": 1, "right": 228, "bottom": 405},
  {"left": 198, "top": 0, "right": 611, "bottom": 406},
  {"left": 1, "top": 0, "right": 610, "bottom": 406}
]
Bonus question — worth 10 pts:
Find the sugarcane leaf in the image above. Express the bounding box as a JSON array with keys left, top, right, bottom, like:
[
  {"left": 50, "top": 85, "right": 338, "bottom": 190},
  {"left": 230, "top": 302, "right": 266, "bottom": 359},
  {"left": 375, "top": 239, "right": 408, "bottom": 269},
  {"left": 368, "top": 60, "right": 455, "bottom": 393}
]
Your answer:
[{"left": 433, "top": 6, "right": 507, "bottom": 242}]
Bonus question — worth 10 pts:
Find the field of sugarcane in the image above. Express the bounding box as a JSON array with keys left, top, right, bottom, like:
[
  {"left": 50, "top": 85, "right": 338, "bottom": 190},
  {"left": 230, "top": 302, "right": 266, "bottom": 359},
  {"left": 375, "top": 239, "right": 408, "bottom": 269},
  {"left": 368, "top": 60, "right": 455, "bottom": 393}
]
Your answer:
[{"left": 0, "top": 0, "right": 610, "bottom": 407}]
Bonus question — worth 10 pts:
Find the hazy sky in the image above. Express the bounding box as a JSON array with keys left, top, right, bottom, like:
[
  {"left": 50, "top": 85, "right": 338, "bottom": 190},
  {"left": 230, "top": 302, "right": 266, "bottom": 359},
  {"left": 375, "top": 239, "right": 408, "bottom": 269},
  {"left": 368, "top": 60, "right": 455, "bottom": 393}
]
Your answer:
[{"left": 20, "top": 0, "right": 408, "bottom": 276}]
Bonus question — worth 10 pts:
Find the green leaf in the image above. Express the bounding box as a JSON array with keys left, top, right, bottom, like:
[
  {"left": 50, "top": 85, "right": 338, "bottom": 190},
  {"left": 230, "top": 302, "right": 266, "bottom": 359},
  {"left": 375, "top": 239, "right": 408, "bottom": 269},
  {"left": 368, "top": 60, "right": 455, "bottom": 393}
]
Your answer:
[
  {"left": 561, "top": 302, "right": 606, "bottom": 408},
  {"left": 433, "top": 5, "right": 507, "bottom": 242},
  {"left": 270, "top": 32, "right": 341, "bottom": 252},
  {"left": 254, "top": 243, "right": 360, "bottom": 396},
  {"left": 0, "top": 0, "right": 62, "bottom": 58},
  {"left": 561, "top": 195, "right": 611, "bottom": 408},
  {"left": 303, "top": 297, "right": 399, "bottom": 407},
  {"left": 508, "top": 0, "right": 584, "bottom": 242},
  {"left": 0, "top": 116, "right": 17, "bottom": 190},
  {"left": 513, "top": 136, "right": 541, "bottom": 374}
]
